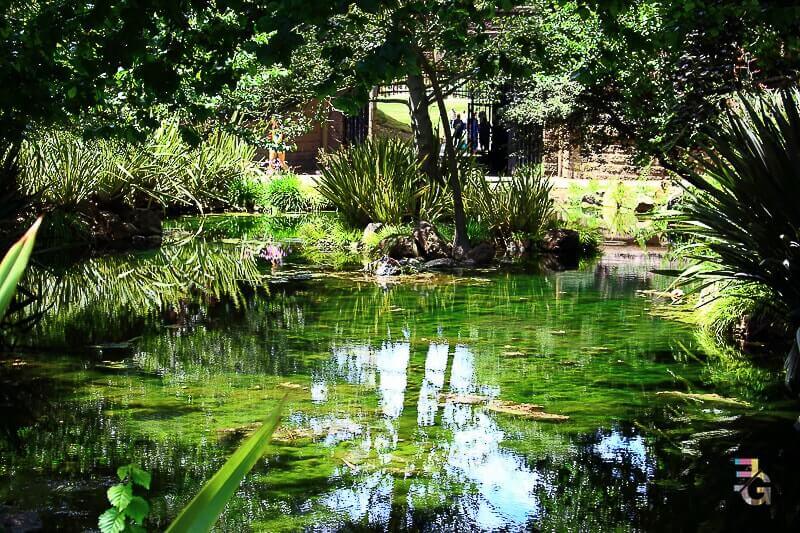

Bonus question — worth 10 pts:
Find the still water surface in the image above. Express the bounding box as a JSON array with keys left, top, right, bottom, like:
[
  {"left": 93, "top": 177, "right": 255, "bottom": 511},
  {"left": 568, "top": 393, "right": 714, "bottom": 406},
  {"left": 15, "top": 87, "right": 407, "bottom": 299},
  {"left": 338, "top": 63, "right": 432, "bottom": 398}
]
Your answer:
[{"left": 1, "top": 216, "right": 797, "bottom": 531}]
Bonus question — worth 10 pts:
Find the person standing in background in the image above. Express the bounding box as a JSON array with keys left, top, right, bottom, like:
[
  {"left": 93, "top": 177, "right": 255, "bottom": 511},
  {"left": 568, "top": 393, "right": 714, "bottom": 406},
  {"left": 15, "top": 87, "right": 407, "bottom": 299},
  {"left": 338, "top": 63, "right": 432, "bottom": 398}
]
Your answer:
[
  {"left": 452, "top": 113, "right": 465, "bottom": 148},
  {"left": 467, "top": 111, "right": 479, "bottom": 153},
  {"left": 479, "top": 111, "right": 491, "bottom": 152}
]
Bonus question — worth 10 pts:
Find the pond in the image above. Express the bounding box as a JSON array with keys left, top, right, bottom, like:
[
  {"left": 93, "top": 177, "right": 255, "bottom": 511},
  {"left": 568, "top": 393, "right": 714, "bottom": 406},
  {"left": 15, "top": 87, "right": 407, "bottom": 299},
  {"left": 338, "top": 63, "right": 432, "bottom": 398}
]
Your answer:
[{"left": 1, "top": 215, "right": 797, "bottom": 532}]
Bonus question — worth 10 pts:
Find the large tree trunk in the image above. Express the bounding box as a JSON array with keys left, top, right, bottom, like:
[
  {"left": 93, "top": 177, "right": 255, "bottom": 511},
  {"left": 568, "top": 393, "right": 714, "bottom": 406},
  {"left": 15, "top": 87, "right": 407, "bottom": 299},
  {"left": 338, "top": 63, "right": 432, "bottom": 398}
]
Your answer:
[
  {"left": 417, "top": 53, "right": 470, "bottom": 257},
  {"left": 406, "top": 73, "right": 438, "bottom": 183}
]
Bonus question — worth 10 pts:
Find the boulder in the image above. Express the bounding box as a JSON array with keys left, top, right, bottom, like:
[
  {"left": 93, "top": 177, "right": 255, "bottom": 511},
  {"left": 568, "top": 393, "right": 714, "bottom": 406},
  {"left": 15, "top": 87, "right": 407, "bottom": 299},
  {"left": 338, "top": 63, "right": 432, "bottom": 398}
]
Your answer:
[
  {"left": 541, "top": 228, "right": 580, "bottom": 257},
  {"left": 506, "top": 236, "right": 532, "bottom": 256},
  {"left": 422, "top": 258, "right": 456, "bottom": 269},
  {"left": 378, "top": 235, "right": 420, "bottom": 259},
  {"left": 635, "top": 199, "right": 655, "bottom": 213},
  {"left": 362, "top": 222, "right": 384, "bottom": 242},
  {"left": 466, "top": 241, "right": 495, "bottom": 266},
  {"left": 130, "top": 208, "right": 163, "bottom": 236},
  {"left": 365, "top": 256, "right": 402, "bottom": 276},
  {"left": 413, "top": 221, "right": 451, "bottom": 259},
  {"left": 581, "top": 194, "right": 602, "bottom": 206}
]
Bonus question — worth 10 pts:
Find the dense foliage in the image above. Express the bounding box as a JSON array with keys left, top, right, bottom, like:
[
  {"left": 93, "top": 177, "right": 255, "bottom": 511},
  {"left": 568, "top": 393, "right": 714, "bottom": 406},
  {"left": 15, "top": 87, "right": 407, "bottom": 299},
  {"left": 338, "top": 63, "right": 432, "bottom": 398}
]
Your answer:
[
  {"left": 674, "top": 90, "right": 800, "bottom": 315},
  {"left": 673, "top": 89, "right": 800, "bottom": 388},
  {"left": 316, "top": 137, "right": 427, "bottom": 227},
  {"left": 19, "top": 123, "right": 261, "bottom": 210},
  {"left": 464, "top": 163, "right": 555, "bottom": 242}
]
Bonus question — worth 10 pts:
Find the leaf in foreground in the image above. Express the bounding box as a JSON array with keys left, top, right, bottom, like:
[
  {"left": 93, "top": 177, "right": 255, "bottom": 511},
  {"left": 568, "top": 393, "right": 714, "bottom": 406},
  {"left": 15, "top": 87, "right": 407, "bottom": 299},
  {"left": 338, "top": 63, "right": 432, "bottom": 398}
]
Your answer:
[
  {"left": 0, "top": 217, "right": 42, "bottom": 319},
  {"left": 165, "top": 395, "right": 286, "bottom": 533}
]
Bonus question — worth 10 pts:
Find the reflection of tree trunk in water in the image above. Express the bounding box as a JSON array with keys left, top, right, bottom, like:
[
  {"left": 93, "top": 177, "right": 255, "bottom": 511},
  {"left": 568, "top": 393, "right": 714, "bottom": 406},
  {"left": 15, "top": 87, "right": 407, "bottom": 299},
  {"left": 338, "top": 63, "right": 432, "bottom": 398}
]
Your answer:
[{"left": 386, "top": 343, "right": 429, "bottom": 530}]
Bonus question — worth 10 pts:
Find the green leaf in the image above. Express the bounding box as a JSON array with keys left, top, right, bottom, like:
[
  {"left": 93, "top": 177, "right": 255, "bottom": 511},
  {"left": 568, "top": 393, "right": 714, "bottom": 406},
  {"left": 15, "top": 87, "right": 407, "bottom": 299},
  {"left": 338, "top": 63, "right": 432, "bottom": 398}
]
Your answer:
[
  {"left": 165, "top": 396, "right": 286, "bottom": 533},
  {"left": 129, "top": 465, "right": 151, "bottom": 489},
  {"left": 116, "top": 464, "right": 131, "bottom": 481},
  {"left": 98, "top": 508, "right": 126, "bottom": 533},
  {"left": 0, "top": 217, "right": 42, "bottom": 319},
  {"left": 107, "top": 483, "right": 133, "bottom": 510},
  {"left": 125, "top": 496, "right": 150, "bottom": 525}
]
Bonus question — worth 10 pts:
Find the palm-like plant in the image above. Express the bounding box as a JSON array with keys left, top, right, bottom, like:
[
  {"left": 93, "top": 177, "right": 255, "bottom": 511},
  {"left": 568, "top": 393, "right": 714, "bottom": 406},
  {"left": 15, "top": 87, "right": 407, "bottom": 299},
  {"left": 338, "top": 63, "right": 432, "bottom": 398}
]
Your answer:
[
  {"left": 673, "top": 89, "right": 800, "bottom": 391},
  {"left": 316, "top": 137, "right": 428, "bottom": 227},
  {"left": 464, "top": 163, "right": 555, "bottom": 242}
]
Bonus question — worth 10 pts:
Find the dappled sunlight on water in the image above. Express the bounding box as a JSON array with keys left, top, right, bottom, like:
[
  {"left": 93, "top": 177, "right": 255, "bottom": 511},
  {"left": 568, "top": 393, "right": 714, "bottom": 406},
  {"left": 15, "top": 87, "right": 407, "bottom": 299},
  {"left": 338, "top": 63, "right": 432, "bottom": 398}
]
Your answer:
[{"left": 1, "top": 224, "right": 797, "bottom": 531}]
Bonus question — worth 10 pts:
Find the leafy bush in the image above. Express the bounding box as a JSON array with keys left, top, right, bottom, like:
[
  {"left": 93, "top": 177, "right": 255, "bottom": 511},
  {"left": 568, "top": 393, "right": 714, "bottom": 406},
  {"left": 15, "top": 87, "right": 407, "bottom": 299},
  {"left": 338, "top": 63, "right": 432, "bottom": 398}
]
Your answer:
[
  {"left": 672, "top": 89, "right": 800, "bottom": 387},
  {"left": 19, "top": 121, "right": 263, "bottom": 211},
  {"left": 361, "top": 223, "right": 412, "bottom": 251},
  {"left": 295, "top": 214, "right": 362, "bottom": 268},
  {"left": 696, "top": 282, "right": 787, "bottom": 345},
  {"left": 226, "top": 177, "right": 264, "bottom": 211},
  {"left": 674, "top": 90, "right": 800, "bottom": 314},
  {"left": 263, "top": 173, "right": 309, "bottom": 212},
  {"left": 463, "top": 163, "right": 555, "bottom": 241},
  {"left": 20, "top": 132, "right": 114, "bottom": 206},
  {"left": 316, "top": 137, "right": 427, "bottom": 227}
]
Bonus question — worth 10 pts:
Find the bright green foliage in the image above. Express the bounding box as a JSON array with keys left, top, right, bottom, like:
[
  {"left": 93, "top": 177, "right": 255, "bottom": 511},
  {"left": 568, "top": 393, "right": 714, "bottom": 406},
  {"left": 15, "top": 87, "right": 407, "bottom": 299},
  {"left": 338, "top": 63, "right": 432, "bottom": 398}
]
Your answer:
[
  {"left": 674, "top": 89, "right": 800, "bottom": 317},
  {"left": 0, "top": 218, "right": 41, "bottom": 319},
  {"left": 225, "top": 176, "right": 266, "bottom": 211},
  {"left": 98, "top": 464, "right": 151, "bottom": 533},
  {"left": 316, "top": 138, "right": 427, "bottom": 227},
  {"left": 295, "top": 215, "right": 363, "bottom": 269},
  {"left": 579, "top": 1, "right": 800, "bottom": 160},
  {"left": 464, "top": 164, "right": 555, "bottom": 241},
  {"left": 263, "top": 174, "right": 311, "bottom": 213},
  {"left": 165, "top": 397, "right": 285, "bottom": 533},
  {"left": 19, "top": 122, "right": 262, "bottom": 210},
  {"left": 695, "top": 282, "right": 786, "bottom": 345}
]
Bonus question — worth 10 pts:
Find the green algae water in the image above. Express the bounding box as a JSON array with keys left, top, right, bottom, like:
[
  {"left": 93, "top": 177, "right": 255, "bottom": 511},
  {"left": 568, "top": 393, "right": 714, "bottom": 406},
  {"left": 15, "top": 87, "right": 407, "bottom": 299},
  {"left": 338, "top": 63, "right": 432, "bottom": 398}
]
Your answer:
[{"left": 1, "top": 216, "right": 798, "bottom": 532}]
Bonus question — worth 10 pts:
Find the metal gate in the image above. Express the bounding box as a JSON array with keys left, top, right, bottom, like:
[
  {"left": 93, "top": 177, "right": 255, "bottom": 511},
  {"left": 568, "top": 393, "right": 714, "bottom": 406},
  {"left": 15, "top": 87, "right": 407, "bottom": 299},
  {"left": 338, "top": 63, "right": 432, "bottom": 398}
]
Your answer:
[
  {"left": 507, "top": 124, "right": 544, "bottom": 173},
  {"left": 343, "top": 104, "right": 369, "bottom": 146},
  {"left": 466, "top": 101, "right": 494, "bottom": 154}
]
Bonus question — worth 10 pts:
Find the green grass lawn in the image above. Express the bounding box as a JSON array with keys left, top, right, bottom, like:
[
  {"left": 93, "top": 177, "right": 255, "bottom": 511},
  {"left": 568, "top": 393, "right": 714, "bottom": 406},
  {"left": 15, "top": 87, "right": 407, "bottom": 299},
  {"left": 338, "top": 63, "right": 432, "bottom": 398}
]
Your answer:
[{"left": 376, "top": 97, "right": 470, "bottom": 138}]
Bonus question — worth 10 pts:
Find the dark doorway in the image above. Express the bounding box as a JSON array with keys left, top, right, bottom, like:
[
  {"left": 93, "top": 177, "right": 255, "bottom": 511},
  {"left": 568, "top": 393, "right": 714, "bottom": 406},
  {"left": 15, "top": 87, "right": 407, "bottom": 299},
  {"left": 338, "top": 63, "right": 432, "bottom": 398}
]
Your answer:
[{"left": 343, "top": 104, "right": 369, "bottom": 145}]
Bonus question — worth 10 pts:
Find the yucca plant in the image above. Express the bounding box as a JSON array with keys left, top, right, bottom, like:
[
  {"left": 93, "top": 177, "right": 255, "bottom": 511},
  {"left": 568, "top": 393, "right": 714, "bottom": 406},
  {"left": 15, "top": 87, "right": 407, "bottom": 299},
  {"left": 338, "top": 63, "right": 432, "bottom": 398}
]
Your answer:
[
  {"left": 672, "top": 88, "right": 800, "bottom": 391},
  {"left": 20, "top": 121, "right": 263, "bottom": 213},
  {"left": 316, "top": 137, "right": 427, "bottom": 227},
  {"left": 464, "top": 163, "right": 555, "bottom": 241},
  {"left": 19, "top": 132, "right": 110, "bottom": 206}
]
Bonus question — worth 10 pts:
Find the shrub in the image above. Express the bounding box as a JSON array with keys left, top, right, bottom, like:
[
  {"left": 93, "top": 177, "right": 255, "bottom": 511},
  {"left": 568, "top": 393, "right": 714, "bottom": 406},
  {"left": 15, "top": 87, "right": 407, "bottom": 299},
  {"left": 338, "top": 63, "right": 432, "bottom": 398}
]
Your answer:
[
  {"left": 316, "top": 137, "right": 427, "bottom": 227},
  {"left": 672, "top": 89, "right": 800, "bottom": 388},
  {"left": 19, "top": 131, "right": 114, "bottom": 206},
  {"left": 226, "top": 177, "right": 264, "bottom": 211},
  {"left": 295, "top": 214, "right": 362, "bottom": 268},
  {"left": 19, "top": 121, "right": 263, "bottom": 211},
  {"left": 696, "top": 282, "right": 787, "bottom": 345},
  {"left": 463, "top": 163, "right": 555, "bottom": 241},
  {"left": 263, "top": 173, "right": 308, "bottom": 213},
  {"left": 674, "top": 90, "right": 800, "bottom": 314}
]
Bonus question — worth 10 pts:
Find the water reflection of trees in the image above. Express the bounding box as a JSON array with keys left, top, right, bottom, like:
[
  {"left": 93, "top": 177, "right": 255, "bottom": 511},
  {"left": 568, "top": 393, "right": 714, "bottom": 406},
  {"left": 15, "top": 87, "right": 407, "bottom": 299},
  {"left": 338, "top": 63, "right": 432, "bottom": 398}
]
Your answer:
[
  {"left": 12, "top": 238, "right": 266, "bottom": 347},
  {"left": 7, "top": 243, "right": 780, "bottom": 530}
]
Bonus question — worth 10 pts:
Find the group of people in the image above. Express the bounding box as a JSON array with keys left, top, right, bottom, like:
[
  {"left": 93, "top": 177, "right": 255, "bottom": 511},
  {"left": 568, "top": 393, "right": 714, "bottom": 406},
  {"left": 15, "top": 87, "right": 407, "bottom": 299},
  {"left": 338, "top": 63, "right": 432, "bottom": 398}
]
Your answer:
[{"left": 450, "top": 109, "right": 491, "bottom": 153}]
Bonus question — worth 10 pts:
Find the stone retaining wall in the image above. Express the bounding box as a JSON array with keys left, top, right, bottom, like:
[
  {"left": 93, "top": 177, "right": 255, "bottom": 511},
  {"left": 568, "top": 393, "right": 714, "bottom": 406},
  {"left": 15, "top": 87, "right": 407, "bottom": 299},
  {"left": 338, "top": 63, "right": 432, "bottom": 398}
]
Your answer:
[{"left": 542, "top": 128, "right": 667, "bottom": 180}]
